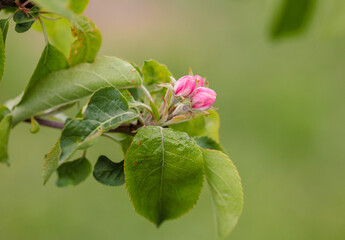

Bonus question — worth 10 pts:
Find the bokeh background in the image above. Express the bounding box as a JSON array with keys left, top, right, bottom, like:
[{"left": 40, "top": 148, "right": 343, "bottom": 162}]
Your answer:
[{"left": 1, "top": 0, "right": 345, "bottom": 239}]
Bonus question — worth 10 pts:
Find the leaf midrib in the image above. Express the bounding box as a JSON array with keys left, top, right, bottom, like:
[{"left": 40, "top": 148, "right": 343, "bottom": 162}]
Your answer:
[{"left": 158, "top": 126, "right": 165, "bottom": 224}]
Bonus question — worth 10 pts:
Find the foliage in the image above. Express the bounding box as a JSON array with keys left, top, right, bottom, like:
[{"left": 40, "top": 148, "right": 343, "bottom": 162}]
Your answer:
[
  {"left": 270, "top": 0, "right": 316, "bottom": 38},
  {"left": 0, "top": 0, "right": 243, "bottom": 239}
]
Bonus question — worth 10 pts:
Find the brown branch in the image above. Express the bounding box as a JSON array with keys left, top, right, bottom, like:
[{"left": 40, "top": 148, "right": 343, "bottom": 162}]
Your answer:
[{"left": 24, "top": 117, "right": 140, "bottom": 136}]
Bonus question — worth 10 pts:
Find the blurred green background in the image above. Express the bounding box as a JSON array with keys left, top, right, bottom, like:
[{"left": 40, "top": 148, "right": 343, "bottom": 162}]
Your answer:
[{"left": 1, "top": 0, "right": 345, "bottom": 239}]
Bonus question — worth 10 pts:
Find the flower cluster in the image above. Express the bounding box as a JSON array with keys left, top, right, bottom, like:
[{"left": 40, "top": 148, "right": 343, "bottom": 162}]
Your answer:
[{"left": 173, "top": 75, "right": 216, "bottom": 111}]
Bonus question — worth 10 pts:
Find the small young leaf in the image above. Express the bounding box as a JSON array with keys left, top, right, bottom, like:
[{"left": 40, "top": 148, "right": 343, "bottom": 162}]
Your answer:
[
  {"left": 271, "top": 0, "right": 316, "bottom": 38},
  {"left": 125, "top": 126, "right": 204, "bottom": 226},
  {"left": 194, "top": 136, "right": 224, "bottom": 152},
  {"left": 56, "top": 157, "right": 91, "bottom": 187},
  {"left": 202, "top": 149, "right": 243, "bottom": 240},
  {"left": 59, "top": 88, "right": 138, "bottom": 163},
  {"left": 29, "top": 6, "right": 41, "bottom": 18},
  {"left": 11, "top": 56, "right": 142, "bottom": 125},
  {"left": 142, "top": 60, "right": 172, "bottom": 85},
  {"left": 0, "top": 114, "right": 12, "bottom": 165},
  {"left": 13, "top": 10, "right": 35, "bottom": 24},
  {"left": 68, "top": 16, "right": 102, "bottom": 66},
  {"left": 23, "top": 43, "right": 68, "bottom": 96},
  {"left": 170, "top": 110, "right": 220, "bottom": 142},
  {"left": 150, "top": 101, "right": 160, "bottom": 121},
  {"left": 15, "top": 21, "right": 35, "bottom": 33},
  {"left": 30, "top": 117, "right": 40, "bottom": 134},
  {"left": 42, "top": 139, "right": 61, "bottom": 185},
  {"left": 93, "top": 156, "right": 125, "bottom": 186}
]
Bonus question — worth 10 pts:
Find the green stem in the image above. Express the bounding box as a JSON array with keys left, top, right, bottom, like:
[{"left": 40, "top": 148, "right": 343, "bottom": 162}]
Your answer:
[
  {"left": 140, "top": 85, "right": 154, "bottom": 103},
  {"left": 38, "top": 16, "right": 49, "bottom": 45}
]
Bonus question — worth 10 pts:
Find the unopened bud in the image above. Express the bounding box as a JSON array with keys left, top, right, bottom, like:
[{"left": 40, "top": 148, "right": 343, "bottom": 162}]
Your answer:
[{"left": 190, "top": 87, "right": 216, "bottom": 111}]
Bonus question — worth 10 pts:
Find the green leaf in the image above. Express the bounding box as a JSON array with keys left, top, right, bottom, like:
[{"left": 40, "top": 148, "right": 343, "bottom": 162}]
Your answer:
[
  {"left": 13, "top": 8, "right": 39, "bottom": 33},
  {"left": 29, "top": 6, "right": 41, "bottom": 18},
  {"left": 30, "top": 117, "right": 40, "bottom": 134},
  {"left": 0, "top": 24, "right": 5, "bottom": 83},
  {"left": 15, "top": 21, "right": 35, "bottom": 33},
  {"left": 150, "top": 101, "right": 160, "bottom": 121},
  {"left": 0, "top": 18, "right": 10, "bottom": 42},
  {"left": 93, "top": 155, "right": 125, "bottom": 186},
  {"left": 0, "top": 114, "right": 12, "bottom": 165},
  {"left": 11, "top": 56, "right": 142, "bottom": 125},
  {"left": 0, "top": 105, "right": 10, "bottom": 121},
  {"left": 59, "top": 87, "right": 138, "bottom": 163},
  {"left": 68, "top": 16, "right": 102, "bottom": 66},
  {"left": 13, "top": 10, "right": 35, "bottom": 24},
  {"left": 271, "top": 0, "right": 316, "bottom": 38},
  {"left": 33, "top": 0, "right": 87, "bottom": 17},
  {"left": 32, "top": 0, "right": 75, "bottom": 19},
  {"left": 202, "top": 149, "right": 243, "bottom": 240},
  {"left": 142, "top": 60, "right": 172, "bottom": 85},
  {"left": 125, "top": 126, "right": 204, "bottom": 226},
  {"left": 120, "top": 135, "right": 133, "bottom": 154},
  {"left": 120, "top": 89, "right": 135, "bottom": 103},
  {"left": 42, "top": 139, "right": 61, "bottom": 185},
  {"left": 194, "top": 136, "right": 224, "bottom": 152},
  {"left": 69, "top": 0, "right": 89, "bottom": 14},
  {"left": 56, "top": 156, "right": 91, "bottom": 187},
  {"left": 170, "top": 110, "right": 220, "bottom": 142},
  {"left": 23, "top": 43, "right": 68, "bottom": 96}
]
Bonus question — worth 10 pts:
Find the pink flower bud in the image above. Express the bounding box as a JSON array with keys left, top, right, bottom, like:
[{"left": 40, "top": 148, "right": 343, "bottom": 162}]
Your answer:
[
  {"left": 190, "top": 87, "right": 217, "bottom": 111},
  {"left": 193, "top": 75, "right": 205, "bottom": 88},
  {"left": 174, "top": 75, "right": 196, "bottom": 97}
]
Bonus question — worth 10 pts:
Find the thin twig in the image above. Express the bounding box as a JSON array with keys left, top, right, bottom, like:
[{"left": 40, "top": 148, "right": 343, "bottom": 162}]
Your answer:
[
  {"left": 41, "top": 15, "right": 62, "bottom": 21},
  {"left": 23, "top": 117, "right": 140, "bottom": 136}
]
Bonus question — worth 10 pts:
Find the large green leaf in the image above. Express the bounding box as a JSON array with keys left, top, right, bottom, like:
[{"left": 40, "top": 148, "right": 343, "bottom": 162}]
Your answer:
[
  {"left": 142, "top": 60, "right": 172, "bottom": 85},
  {"left": 68, "top": 16, "right": 102, "bottom": 66},
  {"left": 0, "top": 114, "right": 12, "bottom": 165},
  {"left": 23, "top": 43, "right": 68, "bottom": 95},
  {"left": 11, "top": 56, "right": 142, "bottom": 125},
  {"left": 0, "top": 105, "right": 10, "bottom": 121},
  {"left": 42, "top": 139, "right": 60, "bottom": 185},
  {"left": 202, "top": 149, "right": 243, "bottom": 240},
  {"left": 271, "top": 0, "right": 316, "bottom": 38},
  {"left": 93, "top": 155, "right": 125, "bottom": 186},
  {"left": 125, "top": 126, "right": 204, "bottom": 226},
  {"left": 56, "top": 157, "right": 91, "bottom": 187},
  {"left": 59, "top": 88, "right": 138, "bottom": 163},
  {"left": 170, "top": 110, "right": 220, "bottom": 142}
]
